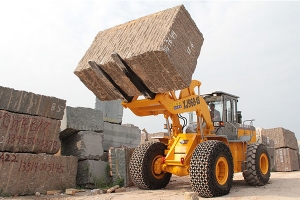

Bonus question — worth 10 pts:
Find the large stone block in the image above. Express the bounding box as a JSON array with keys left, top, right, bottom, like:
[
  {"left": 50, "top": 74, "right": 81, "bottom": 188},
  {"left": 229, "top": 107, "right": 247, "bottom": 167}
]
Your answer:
[
  {"left": 0, "top": 152, "right": 77, "bottom": 196},
  {"left": 109, "top": 146, "right": 134, "bottom": 187},
  {"left": 274, "top": 148, "right": 299, "bottom": 171},
  {"left": 76, "top": 160, "right": 108, "bottom": 187},
  {"left": 74, "top": 5, "right": 204, "bottom": 101},
  {"left": 261, "top": 135, "right": 275, "bottom": 148},
  {"left": 0, "top": 86, "right": 66, "bottom": 120},
  {"left": 0, "top": 110, "right": 61, "bottom": 154},
  {"left": 261, "top": 127, "right": 298, "bottom": 150},
  {"left": 60, "top": 106, "right": 104, "bottom": 139},
  {"left": 95, "top": 98, "right": 123, "bottom": 124},
  {"left": 102, "top": 123, "right": 141, "bottom": 151},
  {"left": 61, "top": 131, "right": 104, "bottom": 160}
]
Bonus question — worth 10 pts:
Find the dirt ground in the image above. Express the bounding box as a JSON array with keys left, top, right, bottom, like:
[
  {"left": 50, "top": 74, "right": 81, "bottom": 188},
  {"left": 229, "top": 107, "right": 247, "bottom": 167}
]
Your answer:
[{"left": 3, "top": 171, "right": 300, "bottom": 200}]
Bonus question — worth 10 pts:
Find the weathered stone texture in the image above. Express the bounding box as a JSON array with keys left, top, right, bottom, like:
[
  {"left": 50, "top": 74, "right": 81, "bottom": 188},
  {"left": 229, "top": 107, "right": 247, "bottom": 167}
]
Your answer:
[
  {"left": 74, "top": 5, "right": 204, "bottom": 101},
  {"left": 0, "top": 110, "right": 61, "bottom": 154},
  {"left": 274, "top": 148, "right": 299, "bottom": 172},
  {"left": 0, "top": 153, "right": 77, "bottom": 196},
  {"left": 109, "top": 146, "right": 134, "bottom": 187},
  {"left": 0, "top": 86, "right": 66, "bottom": 120},
  {"left": 261, "top": 127, "right": 298, "bottom": 150},
  {"left": 103, "top": 123, "right": 141, "bottom": 151},
  {"left": 261, "top": 135, "right": 275, "bottom": 148},
  {"left": 61, "top": 131, "right": 104, "bottom": 160},
  {"left": 60, "top": 106, "right": 104, "bottom": 140},
  {"left": 95, "top": 98, "right": 123, "bottom": 124},
  {"left": 76, "top": 160, "right": 108, "bottom": 187}
]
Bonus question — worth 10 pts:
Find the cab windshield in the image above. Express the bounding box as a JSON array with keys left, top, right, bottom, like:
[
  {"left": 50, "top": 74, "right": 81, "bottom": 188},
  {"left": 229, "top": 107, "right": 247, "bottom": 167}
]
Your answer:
[{"left": 203, "top": 96, "right": 223, "bottom": 122}]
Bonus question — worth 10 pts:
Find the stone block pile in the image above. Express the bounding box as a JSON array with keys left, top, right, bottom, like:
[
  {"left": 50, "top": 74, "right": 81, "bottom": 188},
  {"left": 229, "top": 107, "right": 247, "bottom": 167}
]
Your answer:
[
  {"left": 74, "top": 5, "right": 204, "bottom": 101},
  {"left": 60, "top": 106, "right": 107, "bottom": 187},
  {"left": 0, "top": 86, "right": 77, "bottom": 196},
  {"left": 60, "top": 106, "right": 141, "bottom": 188},
  {"left": 261, "top": 127, "right": 299, "bottom": 171}
]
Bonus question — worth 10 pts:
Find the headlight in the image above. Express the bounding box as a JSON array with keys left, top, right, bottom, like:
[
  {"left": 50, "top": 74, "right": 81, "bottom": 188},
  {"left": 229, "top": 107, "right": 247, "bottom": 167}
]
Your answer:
[{"left": 214, "top": 121, "right": 224, "bottom": 127}]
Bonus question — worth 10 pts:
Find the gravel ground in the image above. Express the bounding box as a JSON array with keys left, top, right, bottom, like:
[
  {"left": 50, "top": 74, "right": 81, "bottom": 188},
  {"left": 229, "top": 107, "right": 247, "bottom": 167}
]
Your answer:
[{"left": 2, "top": 171, "right": 300, "bottom": 200}]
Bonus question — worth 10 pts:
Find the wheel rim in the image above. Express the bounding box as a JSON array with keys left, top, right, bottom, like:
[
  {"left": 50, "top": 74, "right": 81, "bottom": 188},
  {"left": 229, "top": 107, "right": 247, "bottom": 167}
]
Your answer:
[
  {"left": 260, "top": 153, "right": 269, "bottom": 175},
  {"left": 151, "top": 155, "right": 164, "bottom": 179},
  {"left": 215, "top": 156, "right": 229, "bottom": 185}
]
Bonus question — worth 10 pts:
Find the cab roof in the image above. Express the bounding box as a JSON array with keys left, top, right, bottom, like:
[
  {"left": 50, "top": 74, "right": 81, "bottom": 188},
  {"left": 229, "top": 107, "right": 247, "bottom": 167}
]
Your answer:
[{"left": 202, "top": 91, "right": 239, "bottom": 99}]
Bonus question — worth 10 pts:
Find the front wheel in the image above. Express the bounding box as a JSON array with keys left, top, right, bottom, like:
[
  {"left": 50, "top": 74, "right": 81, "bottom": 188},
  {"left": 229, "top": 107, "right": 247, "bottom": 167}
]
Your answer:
[
  {"left": 243, "top": 143, "right": 271, "bottom": 186},
  {"left": 190, "top": 140, "right": 234, "bottom": 197},
  {"left": 129, "top": 141, "right": 171, "bottom": 189}
]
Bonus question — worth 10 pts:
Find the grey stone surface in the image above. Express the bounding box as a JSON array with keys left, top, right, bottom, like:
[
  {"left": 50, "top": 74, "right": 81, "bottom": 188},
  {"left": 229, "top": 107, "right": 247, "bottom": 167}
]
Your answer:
[
  {"left": 261, "top": 127, "right": 299, "bottom": 150},
  {"left": 0, "top": 110, "right": 61, "bottom": 154},
  {"left": 95, "top": 98, "right": 123, "bottom": 124},
  {"left": 261, "top": 135, "right": 275, "bottom": 147},
  {"left": 74, "top": 5, "right": 203, "bottom": 101},
  {"left": 19, "top": 92, "right": 41, "bottom": 116},
  {"left": 275, "top": 148, "right": 299, "bottom": 171},
  {"left": 60, "top": 106, "right": 104, "bottom": 140},
  {"left": 102, "top": 122, "right": 141, "bottom": 151},
  {"left": 76, "top": 159, "right": 108, "bottom": 186},
  {"left": 0, "top": 86, "right": 66, "bottom": 120},
  {"left": 0, "top": 86, "right": 12, "bottom": 110},
  {"left": 61, "top": 131, "right": 104, "bottom": 160},
  {"left": 0, "top": 152, "right": 77, "bottom": 196},
  {"left": 109, "top": 146, "right": 134, "bottom": 187}
]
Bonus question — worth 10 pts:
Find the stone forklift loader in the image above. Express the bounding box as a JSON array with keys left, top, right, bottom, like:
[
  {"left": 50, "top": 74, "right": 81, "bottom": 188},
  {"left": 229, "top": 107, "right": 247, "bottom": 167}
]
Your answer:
[{"left": 89, "top": 54, "right": 271, "bottom": 198}]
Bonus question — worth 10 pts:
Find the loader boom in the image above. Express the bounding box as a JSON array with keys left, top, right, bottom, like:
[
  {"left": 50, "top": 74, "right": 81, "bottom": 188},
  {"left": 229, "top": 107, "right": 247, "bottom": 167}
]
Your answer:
[{"left": 122, "top": 80, "right": 214, "bottom": 138}]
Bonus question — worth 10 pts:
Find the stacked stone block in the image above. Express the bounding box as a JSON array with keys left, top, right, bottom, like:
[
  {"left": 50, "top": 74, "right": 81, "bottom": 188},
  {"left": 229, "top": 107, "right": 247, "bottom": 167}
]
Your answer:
[
  {"left": 61, "top": 131, "right": 109, "bottom": 187},
  {"left": 74, "top": 5, "right": 204, "bottom": 101},
  {"left": 0, "top": 153, "right": 77, "bottom": 195},
  {"left": 0, "top": 86, "right": 65, "bottom": 120},
  {"left": 76, "top": 159, "right": 108, "bottom": 187},
  {"left": 60, "top": 106, "right": 142, "bottom": 187},
  {"left": 0, "top": 110, "right": 61, "bottom": 154},
  {"left": 60, "top": 106, "right": 108, "bottom": 187},
  {"left": 275, "top": 148, "right": 299, "bottom": 171},
  {"left": 60, "top": 106, "right": 104, "bottom": 139},
  {"left": 95, "top": 98, "right": 123, "bottom": 124},
  {"left": 61, "top": 131, "right": 104, "bottom": 160},
  {"left": 109, "top": 146, "right": 135, "bottom": 187},
  {"left": 102, "top": 122, "right": 141, "bottom": 151},
  {"left": 0, "top": 86, "right": 77, "bottom": 196},
  {"left": 261, "top": 127, "right": 299, "bottom": 171}
]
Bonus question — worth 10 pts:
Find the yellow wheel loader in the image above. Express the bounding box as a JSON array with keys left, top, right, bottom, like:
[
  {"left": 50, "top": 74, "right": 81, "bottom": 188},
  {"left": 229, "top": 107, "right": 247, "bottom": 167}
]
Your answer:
[{"left": 89, "top": 53, "right": 270, "bottom": 198}]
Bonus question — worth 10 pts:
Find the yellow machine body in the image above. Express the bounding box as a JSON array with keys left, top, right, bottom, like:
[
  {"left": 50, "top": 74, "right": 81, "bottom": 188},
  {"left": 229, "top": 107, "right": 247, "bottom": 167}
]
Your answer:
[{"left": 122, "top": 80, "right": 256, "bottom": 176}]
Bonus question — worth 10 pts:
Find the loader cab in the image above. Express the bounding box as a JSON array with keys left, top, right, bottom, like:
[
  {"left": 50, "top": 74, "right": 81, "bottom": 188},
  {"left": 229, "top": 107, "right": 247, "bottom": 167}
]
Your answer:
[
  {"left": 202, "top": 91, "right": 243, "bottom": 140},
  {"left": 202, "top": 91, "right": 240, "bottom": 124}
]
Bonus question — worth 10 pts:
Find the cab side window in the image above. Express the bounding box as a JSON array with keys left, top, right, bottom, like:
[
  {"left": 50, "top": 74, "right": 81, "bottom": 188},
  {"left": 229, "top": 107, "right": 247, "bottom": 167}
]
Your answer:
[
  {"left": 226, "top": 100, "right": 232, "bottom": 122},
  {"left": 233, "top": 100, "right": 237, "bottom": 122}
]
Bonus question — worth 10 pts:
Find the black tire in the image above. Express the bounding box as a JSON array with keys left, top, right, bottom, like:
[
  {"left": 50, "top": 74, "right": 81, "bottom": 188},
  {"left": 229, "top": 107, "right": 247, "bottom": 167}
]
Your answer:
[
  {"left": 190, "top": 140, "right": 234, "bottom": 198},
  {"left": 243, "top": 143, "right": 271, "bottom": 186},
  {"left": 129, "top": 141, "right": 172, "bottom": 189}
]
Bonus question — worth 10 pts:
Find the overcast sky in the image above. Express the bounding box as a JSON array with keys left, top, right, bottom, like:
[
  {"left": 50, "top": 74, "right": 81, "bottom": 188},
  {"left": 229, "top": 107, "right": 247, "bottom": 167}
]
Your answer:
[{"left": 1, "top": 1, "right": 299, "bottom": 140}]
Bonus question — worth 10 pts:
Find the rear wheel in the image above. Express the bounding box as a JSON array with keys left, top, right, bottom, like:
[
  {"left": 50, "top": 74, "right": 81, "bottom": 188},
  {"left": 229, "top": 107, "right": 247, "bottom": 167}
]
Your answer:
[
  {"left": 190, "top": 140, "right": 234, "bottom": 197},
  {"left": 129, "top": 141, "right": 171, "bottom": 189},
  {"left": 243, "top": 143, "right": 270, "bottom": 185}
]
